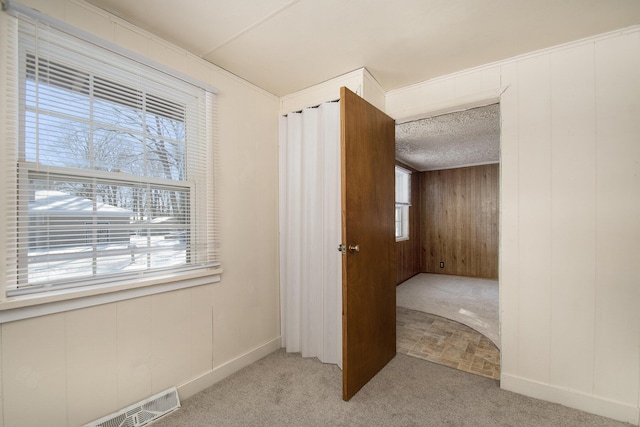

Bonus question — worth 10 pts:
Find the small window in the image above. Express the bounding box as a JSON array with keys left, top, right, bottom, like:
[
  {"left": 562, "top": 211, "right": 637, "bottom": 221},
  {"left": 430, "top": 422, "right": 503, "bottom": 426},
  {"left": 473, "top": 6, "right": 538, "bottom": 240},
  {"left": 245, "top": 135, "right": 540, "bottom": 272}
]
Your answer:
[{"left": 395, "top": 166, "right": 411, "bottom": 241}]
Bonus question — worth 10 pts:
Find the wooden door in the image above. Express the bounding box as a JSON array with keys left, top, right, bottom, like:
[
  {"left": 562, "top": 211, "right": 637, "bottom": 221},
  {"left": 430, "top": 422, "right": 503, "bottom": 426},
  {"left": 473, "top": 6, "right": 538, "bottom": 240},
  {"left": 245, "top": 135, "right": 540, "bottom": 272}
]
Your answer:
[{"left": 340, "top": 87, "right": 396, "bottom": 400}]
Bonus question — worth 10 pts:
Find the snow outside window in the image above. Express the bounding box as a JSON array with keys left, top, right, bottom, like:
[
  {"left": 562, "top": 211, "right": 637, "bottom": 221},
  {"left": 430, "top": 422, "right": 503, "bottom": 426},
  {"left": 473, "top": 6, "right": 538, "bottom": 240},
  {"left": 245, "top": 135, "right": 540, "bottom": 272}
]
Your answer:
[{"left": 2, "top": 14, "right": 219, "bottom": 298}]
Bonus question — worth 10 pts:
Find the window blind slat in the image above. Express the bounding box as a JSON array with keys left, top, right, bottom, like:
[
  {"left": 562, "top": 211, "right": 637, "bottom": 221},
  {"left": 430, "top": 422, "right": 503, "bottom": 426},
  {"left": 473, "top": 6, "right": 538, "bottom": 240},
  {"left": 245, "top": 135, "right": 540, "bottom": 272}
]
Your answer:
[
  {"left": 2, "top": 12, "right": 219, "bottom": 298},
  {"left": 395, "top": 166, "right": 411, "bottom": 205},
  {"left": 395, "top": 166, "right": 411, "bottom": 240}
]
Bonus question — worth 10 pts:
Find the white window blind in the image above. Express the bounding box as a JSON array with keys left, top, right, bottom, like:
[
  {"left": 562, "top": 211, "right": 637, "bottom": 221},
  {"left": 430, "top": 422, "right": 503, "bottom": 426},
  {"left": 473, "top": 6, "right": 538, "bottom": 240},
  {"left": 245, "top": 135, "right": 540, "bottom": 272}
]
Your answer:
[
  {"left": 395, "top": 166, "right": 411, "bottom": 240},
  {"left": 2, "top": 11, "right": 219, "bottom": 297},
  {"left": 395, "top": 166, "right": 411, "bottom": 206}
]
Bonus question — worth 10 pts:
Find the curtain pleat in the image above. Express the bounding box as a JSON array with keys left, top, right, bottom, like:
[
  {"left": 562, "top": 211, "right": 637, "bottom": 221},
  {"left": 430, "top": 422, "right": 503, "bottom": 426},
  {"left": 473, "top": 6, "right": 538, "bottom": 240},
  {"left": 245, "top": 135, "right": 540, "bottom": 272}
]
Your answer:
[{"left": 280, "top": 102, "right": 342, "bottom": 367}]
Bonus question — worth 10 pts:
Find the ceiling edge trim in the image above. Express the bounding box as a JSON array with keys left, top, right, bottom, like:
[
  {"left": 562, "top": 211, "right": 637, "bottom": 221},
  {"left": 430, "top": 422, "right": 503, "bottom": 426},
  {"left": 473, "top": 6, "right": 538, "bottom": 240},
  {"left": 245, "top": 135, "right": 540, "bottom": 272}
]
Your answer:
[{"left": 420, "top": 160, "right": 500, "bottom": 173}]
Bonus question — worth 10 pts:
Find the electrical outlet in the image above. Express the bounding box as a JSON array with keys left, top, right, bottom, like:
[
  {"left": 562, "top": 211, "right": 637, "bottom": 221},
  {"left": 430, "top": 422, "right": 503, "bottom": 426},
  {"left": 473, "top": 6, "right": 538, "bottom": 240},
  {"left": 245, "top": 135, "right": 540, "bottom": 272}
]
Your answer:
[{"left": 439, "top": 262, "right": 444, "bottom": 268}]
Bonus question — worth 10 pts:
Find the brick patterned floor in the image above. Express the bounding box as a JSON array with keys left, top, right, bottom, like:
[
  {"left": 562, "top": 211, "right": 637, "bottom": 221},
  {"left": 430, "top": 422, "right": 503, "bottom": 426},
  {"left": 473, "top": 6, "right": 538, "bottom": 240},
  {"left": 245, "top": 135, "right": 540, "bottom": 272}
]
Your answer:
[{"left": 397, "top": 306, "right": 500, "bottom": 380}]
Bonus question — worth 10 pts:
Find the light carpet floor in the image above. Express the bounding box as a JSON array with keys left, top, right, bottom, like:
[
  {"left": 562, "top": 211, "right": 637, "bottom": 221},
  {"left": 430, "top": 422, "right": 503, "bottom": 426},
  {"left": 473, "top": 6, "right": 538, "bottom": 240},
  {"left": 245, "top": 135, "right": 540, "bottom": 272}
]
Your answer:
[
  {"left": 151, "top": 349, "right": 631, "bottom": 427},
  {"left": 397, "top": 273, "right": 499, "bottom": 348}
]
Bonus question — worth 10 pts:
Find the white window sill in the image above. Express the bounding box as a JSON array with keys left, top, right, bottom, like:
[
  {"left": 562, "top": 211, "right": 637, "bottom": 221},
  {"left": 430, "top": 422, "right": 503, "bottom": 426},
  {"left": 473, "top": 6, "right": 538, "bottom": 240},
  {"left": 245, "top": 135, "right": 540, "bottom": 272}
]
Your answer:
[
  {"left": 395, "top": 237, "right": 410, "bottom": 242},
  {"left": 0, "top": 268, "right": 222, "bottom": 324}
]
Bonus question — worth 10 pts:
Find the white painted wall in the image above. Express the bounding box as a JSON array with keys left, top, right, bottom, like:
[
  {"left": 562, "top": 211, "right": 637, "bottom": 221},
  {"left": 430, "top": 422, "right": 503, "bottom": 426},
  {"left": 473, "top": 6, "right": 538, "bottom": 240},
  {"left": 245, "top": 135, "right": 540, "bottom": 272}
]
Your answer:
[
  {"left": 279, "top": 67, "right": 385, "bottom": 115},
  {"left": 0, "top": 1, "right": 280, "bottom": 425},
  {"left": 386, "top": 27, "right": 640, "bottom": 425},
  {"left": 279, "top": 68, "right": 362, "bottom": 115},
  {"left": 2, "top": 1, "right": 638, "bottom": 425}
]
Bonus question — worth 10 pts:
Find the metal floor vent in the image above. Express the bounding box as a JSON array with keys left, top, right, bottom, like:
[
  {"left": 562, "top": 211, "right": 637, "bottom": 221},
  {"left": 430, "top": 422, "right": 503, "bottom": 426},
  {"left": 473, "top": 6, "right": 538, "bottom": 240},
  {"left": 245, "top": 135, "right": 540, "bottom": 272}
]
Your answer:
[{"left": 85, "top": 387, "right": 180, "bottom": 427}]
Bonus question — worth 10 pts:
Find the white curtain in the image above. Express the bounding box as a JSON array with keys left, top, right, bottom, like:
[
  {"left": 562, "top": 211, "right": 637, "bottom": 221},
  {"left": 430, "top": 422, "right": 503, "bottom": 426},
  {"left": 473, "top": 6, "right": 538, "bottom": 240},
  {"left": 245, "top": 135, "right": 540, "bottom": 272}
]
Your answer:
[{"left": 279, "top": 101, "right": 342, "bottom": 367}]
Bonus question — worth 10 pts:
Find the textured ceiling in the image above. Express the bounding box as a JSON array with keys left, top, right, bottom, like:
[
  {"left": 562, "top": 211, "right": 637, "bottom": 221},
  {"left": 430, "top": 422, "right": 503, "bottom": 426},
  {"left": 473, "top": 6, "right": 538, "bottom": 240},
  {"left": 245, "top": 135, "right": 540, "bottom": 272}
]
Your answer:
[
  {"left": 84, "top": 0, "right": 640, "bottom": 96},
  {"left": 396, "top": 104, "right": 500, "bottom": 171}
]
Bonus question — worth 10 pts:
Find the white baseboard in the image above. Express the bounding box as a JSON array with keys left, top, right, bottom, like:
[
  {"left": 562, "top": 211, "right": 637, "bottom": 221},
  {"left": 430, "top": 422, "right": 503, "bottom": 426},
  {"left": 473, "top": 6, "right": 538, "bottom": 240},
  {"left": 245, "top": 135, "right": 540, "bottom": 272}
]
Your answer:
[
  {"left": 177, "top": 337, "right": 282, "bottom": 400},
  {"left": 501, "top": 373, "right": 640, "bottom": 426}
]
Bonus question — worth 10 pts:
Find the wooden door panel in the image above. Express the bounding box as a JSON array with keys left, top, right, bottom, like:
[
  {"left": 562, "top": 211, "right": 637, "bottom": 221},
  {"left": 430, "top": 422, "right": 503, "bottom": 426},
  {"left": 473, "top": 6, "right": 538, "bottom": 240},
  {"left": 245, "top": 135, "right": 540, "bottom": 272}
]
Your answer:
[{"left": 341, "top": 87, "right": 396, "bottom": 401}]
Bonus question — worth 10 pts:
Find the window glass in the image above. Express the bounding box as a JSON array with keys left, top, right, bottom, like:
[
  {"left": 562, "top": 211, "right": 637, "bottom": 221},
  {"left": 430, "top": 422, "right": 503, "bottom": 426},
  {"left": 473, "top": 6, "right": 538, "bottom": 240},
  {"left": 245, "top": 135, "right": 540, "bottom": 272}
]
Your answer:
[
  {"left": 395, "top": 166, "right": 411, "bottom": 241},
  {"left": 3, "top": 17, "right": 218, "bottom": 297}
]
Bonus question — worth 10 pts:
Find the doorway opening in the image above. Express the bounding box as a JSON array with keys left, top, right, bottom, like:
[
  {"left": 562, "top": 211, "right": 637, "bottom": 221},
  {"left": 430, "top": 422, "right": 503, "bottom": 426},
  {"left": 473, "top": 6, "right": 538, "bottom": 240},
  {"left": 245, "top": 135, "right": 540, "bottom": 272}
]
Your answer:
[{"left": 394, "top": 103, "right": 500, "bottom": 379}]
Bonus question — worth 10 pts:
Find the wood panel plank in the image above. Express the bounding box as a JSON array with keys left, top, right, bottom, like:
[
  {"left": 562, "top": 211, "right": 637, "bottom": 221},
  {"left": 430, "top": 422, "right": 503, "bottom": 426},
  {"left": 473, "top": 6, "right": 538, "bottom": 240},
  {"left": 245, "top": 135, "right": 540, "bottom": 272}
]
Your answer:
[
  {"left": 395, "top": 163, "right": 421, "bottom": 284},
  {"left": 421, "top": 164, "right": 499, "bottom": 279}
]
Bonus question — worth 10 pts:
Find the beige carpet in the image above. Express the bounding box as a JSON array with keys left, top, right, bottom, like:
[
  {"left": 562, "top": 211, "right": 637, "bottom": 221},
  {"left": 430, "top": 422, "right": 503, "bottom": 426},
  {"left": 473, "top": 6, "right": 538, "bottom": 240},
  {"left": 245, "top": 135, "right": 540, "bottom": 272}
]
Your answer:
[
  {"left": 151, "top": 349, "right": 630, "bottom": 427},
  {"left": 397, "top": 273, "right": 499, "bottom": 348}
]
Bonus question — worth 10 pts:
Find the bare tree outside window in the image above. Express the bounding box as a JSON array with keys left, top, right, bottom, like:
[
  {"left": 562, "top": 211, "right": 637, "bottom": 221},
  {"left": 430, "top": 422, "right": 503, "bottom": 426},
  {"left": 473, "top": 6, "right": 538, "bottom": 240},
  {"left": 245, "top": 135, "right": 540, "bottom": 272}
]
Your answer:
[{"left": 23, "top": 57, "right": 193, "bottom": 285}]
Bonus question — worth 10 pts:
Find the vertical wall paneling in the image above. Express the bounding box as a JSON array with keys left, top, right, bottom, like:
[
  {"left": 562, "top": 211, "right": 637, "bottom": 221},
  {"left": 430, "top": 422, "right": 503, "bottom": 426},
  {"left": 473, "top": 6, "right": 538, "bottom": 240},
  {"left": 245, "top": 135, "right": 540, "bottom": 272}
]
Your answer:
[
  {"left": 116, "top": 297, "right": 153, "bottom": 409},
  {"left": 279, "top": 68, "right": 363, "bottom": 115},
  {"left": 66, "top": 305, "right": 119, "bottom": 426},
  {"left": 1, "top": 1, "right": 638, "bottom": 424},
  {"left": 422, "top": 77, "right": 456, "bottom": 109},
  {"left": 514, "top": 54, "right": 553, "bottom": 383},
  {"left": 387, "top": 26, "right": 640, "bottom": 424},
  {"left": 213, "top": 77, "right": 283, "bottom": 361},
  {"left": 17, "top": 0, "right": 65, "bottom": 20},
  {"left": 498, "top": 62, "right": 520, "bottom": 375},
  {"left": 254, "top": 92, "right": 281, "bottom": 345},
  {"left": 64, "top": 0, "right": 114, "bottom": 41},
  {"left": 420, "top": 164, "right": 498, "bottom": 279},
  {"left": 363, "top": 69, "right": 386, "bottom": 112},
  {"left": 2, "top": 314, "right": 67, "bottom": 426},
  {"left": 396, "top": 164, "right": 421, "bottom": 285},
  {"left": 2, "top": 0, "right": 281, "bottom": 425},
  {"left": 150, "top": 289, "right": 192, "bottom": 394},
  {"left": 454, "top": 71, "right": 484, "bottom": 98},
  {"left": 385, "top": 86, "right": 422, "bottom": 118},
  {"left": 549, "top": 43, "right": 597, "bottom": 393},
  {"left": 114, "top": 25, "right": 150, "bottom": 58},
  {"left": 191, "top": 285, "right": 214, "bottom": 378},
  {"left": 593, "top": 31, "right": 640, "bottom": 404}
]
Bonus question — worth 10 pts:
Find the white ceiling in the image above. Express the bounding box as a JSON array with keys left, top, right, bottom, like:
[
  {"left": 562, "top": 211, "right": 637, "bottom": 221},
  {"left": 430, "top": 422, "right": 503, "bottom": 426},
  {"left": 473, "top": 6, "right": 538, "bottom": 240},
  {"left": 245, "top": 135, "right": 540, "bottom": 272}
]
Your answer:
[
  {"left": 85, "top": 0, "right": 640, "bottom": 97},
  {"left": 84, "top": 0, "right": 639, "bottom": 170}
]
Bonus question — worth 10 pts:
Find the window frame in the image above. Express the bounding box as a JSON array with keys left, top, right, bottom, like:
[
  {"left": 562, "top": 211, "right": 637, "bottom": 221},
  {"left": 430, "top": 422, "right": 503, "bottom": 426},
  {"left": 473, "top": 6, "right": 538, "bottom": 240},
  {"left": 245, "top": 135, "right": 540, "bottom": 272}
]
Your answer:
[
  {"left": 0, "top": 5, "right": 221, "bottom": 319},
  {"left": 395, "top": 166, "right": 411, "bottom": 242}
]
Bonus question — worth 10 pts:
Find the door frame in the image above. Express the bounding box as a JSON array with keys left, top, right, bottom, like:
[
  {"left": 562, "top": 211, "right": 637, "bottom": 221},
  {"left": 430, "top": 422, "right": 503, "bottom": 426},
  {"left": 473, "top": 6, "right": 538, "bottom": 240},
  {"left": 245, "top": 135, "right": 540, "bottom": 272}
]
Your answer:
[{"left": 394, "top": 96, "right": 503, "bottom": 352}]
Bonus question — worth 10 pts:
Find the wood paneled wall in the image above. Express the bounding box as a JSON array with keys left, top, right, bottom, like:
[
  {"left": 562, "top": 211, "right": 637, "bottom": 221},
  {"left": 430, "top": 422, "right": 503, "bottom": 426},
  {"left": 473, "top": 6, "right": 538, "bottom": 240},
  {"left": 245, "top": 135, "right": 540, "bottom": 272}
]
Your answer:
[
  {"left": 421, "top": 164, "right": 498, "bottom": 279},
  {"left": 395, "top": 163, "right": 421, "bottom": 285}
]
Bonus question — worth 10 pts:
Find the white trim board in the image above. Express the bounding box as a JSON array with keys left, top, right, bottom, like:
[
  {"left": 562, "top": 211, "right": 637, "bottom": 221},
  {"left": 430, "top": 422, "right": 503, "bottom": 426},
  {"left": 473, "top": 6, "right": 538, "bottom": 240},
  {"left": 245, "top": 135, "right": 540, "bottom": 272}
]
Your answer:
[
  {"left": 0, "top": 272, "right": 221, "bottom": 323},
  {"left": 501, "top": 373, "right": 640, "bottom": 425},
  {"left": 176, "top": 337, "right": 282, "bottom": 400}
]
